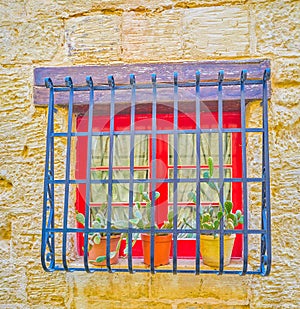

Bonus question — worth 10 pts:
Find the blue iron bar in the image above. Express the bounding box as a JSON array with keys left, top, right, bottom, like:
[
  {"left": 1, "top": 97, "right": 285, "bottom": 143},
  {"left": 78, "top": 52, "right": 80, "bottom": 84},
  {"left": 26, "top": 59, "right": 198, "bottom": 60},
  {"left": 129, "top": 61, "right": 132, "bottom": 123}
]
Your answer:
[
  {"left": 82, "top": 76, "right": 96, "bottom": 273},
  {"left": 106, "top": 75, "right": 116, "bottom": 272},
  {"left": 41, "top": 77, "right": 55, "bottom": 272},
  {"left": 172, "top": 72, "right": 179, "bottom": 274},
  {"left": 51, "top": 128, "right": 265, "bottom": 138},
  {"left": 45, "top": 227, "right": 267, "bottom": 235},
  {"left": 127, "top": 73, "right": 136, "bottom": 273},
  {"left": 195, "top": 70, "right": 201, "bottom": 275},
  {"left": 240, "top": 70, "right": 249, "bottom": 275},
  {"left": 217, "top": 70, "right": 225, "bottom": 274},
  {"left": 62, "top": 76, "right": 74, "bottom": 272},
  {"left": 150, "top": 73, "right": 157, "bottom": 274},
  {"left": 50, "top": 79, "right": 264, "bottom": 92},
  {"left": 49, "top": 177, "right": 265, "bottom": 185},
  {"left": 49, "top": 263, "right": 263, "bottom": 275},
  {"left": 261, "top": 68, "right": 272, "bottom": 276}
]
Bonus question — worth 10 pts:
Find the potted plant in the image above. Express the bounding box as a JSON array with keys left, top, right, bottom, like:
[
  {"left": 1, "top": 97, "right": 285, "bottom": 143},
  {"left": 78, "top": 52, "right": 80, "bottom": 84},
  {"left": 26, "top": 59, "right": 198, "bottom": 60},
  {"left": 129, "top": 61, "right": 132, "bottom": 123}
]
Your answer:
[
  {"left": 76, "top": 204, "right": 124, "bottom": 266},
  {"left": 187, "top": 157, "right": 244, "bottom": 267},
  {"left": 129, "top": 187, "right": 174, "bottom": 266}
]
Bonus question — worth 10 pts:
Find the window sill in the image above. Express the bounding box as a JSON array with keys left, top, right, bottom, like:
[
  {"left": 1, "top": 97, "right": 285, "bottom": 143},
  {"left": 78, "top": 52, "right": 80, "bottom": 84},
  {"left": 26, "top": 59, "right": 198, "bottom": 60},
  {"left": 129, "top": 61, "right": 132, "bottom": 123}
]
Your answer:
[{"left": 61, "top": 257, "right": 246, "bottom": 274}]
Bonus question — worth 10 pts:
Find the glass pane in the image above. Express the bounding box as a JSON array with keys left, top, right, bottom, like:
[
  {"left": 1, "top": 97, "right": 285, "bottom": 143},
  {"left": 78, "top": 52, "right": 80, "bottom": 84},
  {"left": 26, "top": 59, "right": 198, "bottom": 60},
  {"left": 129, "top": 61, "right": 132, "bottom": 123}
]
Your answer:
[
  {"left": 200, "top": 133, "right": 231, "bottom": 165},
  {"left": 169, "top": 134, "right": 197, "bottom": 166},
  {"left": 169, "top": 133, "right": 231, "bottom": 166},
  {"left": 90, "top": 171, "right": 108, "bottom": 203},
  {"left": 200, "top": 168, "right": 232, "bottom": 202},
  {"left": 91, "top": 136, "right": 110, "bottom": 167},
  {"left": 169, "top": 169, "right": 196, "bottom": 202},
  {"left": 91, "top": 134, "right": 149, "bottom": 168},
  {"left": 114, "top": 135, "right": 130, "bottom": 166},
  {"left": 134, "top": 135, "right": 149, "bottom": 167}
]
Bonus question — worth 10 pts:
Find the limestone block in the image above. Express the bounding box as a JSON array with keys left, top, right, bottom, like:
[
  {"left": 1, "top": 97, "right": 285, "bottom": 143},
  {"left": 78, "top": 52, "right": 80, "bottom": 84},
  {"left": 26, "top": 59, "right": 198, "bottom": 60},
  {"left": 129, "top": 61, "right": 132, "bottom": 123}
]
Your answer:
[
  {"left": 0, "top": 1, "right": 27, "bottom": 22},
  {"left": 65, "top": 15, "right": 121, "bottom": 63},
  {"left": 70, "top": 272, "right": 150, "bottom": 301},
  {"left": 253, "top": 0, "right": 300, "bottom": 56},
  {"left": 122, "top": 11, "right": 183, "bottom": 61},
  {"left": 150, "top": 273, "right": 249, "bottom": 301},
  {"left": 272, "top": 57, "right": 300, "bottom": 84},
  {"left": 182, "top": 7, "right": 250, "bottom": 58},
  {"left": 0, "top": 264, "right": 27, "bottom": 303},
  {"left": 71, "top": 299, "right": 172, "bottom": 309},
  {"left": 0, "top": 19, "right": 63, "bottom": 65},
  {"left": 271, "top": 86, "right": 300, "bottom": 108},
  {"left": 26, "top": 266, "right": 71, "bottom": 307}
]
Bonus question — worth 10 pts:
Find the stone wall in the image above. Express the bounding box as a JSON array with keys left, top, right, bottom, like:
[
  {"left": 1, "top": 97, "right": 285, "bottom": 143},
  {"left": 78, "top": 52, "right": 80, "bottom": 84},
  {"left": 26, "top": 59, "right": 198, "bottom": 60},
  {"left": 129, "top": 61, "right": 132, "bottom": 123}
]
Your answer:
[{"left": 0, "top": 0, "right": 299, "bottom": 308}]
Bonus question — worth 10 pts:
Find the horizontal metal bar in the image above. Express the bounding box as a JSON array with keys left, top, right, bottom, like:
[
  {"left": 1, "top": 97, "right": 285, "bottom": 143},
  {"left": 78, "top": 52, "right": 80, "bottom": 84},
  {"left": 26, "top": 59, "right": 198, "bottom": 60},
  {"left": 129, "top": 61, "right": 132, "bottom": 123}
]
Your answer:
[
  {"left": 45, "top": 227, "right": 267, "bottom": 235},
  {"left": 49, "top": 177, "right": 264, "bottom": 185},
  {"left": 51, "top": 128, "right": 264, "bottom": 138},
  {"left": 49, "top": 264, "right": 262, "bottom": 275},
  {"left": 49, "top": 79, "right": 264, "bottom": 92}
]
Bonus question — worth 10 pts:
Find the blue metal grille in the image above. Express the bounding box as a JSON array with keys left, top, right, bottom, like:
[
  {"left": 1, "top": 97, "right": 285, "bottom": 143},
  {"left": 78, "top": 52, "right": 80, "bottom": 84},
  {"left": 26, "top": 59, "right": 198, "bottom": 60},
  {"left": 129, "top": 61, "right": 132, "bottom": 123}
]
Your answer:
[{"left": 41, "top": 65, "right": 271, "bottom": 275}]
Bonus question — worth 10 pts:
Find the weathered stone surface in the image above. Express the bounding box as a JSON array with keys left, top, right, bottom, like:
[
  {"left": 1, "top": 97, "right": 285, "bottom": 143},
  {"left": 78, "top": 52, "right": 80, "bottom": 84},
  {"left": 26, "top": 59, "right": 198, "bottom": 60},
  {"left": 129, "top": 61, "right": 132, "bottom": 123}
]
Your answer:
[
  {"left": 253, "top": 0, "right": 300, "bottom": 57},
  {"left": 182, "top": 7, "right": 250, "bottom": 58},
  {"left": 0, "top": 0, "right": 300, "bottom": 308},
  {"left": 65, "top": 15, "right": 122, "bottom": 63},
  {"left": 122, "top": 10, "right": 183, "bottom": 61}
]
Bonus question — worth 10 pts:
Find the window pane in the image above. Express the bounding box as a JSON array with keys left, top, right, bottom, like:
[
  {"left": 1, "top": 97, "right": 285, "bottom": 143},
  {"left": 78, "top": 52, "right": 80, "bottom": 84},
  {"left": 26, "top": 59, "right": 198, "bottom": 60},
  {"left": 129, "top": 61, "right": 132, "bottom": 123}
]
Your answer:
[
  {"left": 91, "top": 171, "right": 108, "bottom": 203},
  {"left": 200, "top": 133, "right": 231, "bottom": 165},
  {"left": 169, "top": 168, "right": 196, "bottom": 202},
  {"left": 91, "top": 136, "right": 110, "bottom": 167},
  {"left": 169, "top": 134, "right": 197, "bottom": 166},
  {"left": 91, "top": 135, "right": 149, "bottom": 168}
]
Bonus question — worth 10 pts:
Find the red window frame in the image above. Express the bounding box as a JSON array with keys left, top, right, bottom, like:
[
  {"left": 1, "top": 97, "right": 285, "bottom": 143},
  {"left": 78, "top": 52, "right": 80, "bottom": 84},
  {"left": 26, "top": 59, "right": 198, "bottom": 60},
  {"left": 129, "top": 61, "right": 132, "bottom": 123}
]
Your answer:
[{"left": 76, "top": 111, "right": 242, "bottom": 259}]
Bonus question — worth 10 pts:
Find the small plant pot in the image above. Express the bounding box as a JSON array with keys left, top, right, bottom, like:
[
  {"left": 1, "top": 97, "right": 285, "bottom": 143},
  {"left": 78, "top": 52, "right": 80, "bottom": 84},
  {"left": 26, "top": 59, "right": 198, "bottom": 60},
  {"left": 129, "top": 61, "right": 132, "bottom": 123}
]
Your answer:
[
  {"left": 88, "top": 235, "right": 121, "bottom": 266},
  {"left": 141, "top": 233, "right": 172, "bottom": 266},
  {"left": 200, "top": 234, "right": 236, "bottom": 267}
]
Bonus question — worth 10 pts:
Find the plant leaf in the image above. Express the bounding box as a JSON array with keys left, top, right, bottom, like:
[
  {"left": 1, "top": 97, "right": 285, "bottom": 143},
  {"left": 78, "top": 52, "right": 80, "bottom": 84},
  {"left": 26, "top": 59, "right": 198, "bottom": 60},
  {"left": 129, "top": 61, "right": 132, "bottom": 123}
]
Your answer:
[
  {"left": 95, "top": 256, "right": 106, "bottom": 263},
  {"left": 217, "top": 211, "right": 223, "bottom": 220},
  {"left": 93, "top": 234, "right": 101, "bottom": 244},
  {"left": 224, "top": 201, "right": 233, "bottom": 214},
  {"left": 167, "top": 210, "right": 174, "bottom": 223},
  {"left": 75, "top": 213, "right": 85, "bottom": 226},
  {"left": 208, "top": 157, "right": 214, "bottom": 177},
  {"left": 92, "top": 220, "right": 102, "bottom": 229}
]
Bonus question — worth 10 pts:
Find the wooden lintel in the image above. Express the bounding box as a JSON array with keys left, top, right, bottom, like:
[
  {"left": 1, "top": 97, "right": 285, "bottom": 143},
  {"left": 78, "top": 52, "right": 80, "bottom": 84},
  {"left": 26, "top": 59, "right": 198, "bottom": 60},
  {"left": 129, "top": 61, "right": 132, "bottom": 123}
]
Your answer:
[{"left": 33, "top": 60, "right": 270, "bottom": 113}]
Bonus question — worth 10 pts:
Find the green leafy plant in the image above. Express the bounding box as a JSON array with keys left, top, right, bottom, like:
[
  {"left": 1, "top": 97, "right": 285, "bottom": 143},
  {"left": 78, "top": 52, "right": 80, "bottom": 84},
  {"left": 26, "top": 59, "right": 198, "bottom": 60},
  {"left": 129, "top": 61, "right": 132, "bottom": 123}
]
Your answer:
[
  {"left": 75, "top": 204, "right": 129, "bottom": 264},
  {"left": 186, "top": 157, "right": 243, "bottom": 236},
  {"left": 129, "top": 185, "right": 174, "bottom": 233}
]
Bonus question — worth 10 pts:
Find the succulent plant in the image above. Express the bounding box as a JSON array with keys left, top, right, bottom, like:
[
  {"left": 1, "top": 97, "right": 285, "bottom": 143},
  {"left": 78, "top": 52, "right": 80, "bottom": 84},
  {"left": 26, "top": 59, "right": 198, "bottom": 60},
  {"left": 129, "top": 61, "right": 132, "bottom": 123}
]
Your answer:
[
  {"left": 186, "top": 157, "right": 243, "bottom": 235},
  {"left": 75, "top": 202, "right": 132, "bottom": 263},
  {"left": 129, "top": 185, "right": 174, "bottom": 233}
]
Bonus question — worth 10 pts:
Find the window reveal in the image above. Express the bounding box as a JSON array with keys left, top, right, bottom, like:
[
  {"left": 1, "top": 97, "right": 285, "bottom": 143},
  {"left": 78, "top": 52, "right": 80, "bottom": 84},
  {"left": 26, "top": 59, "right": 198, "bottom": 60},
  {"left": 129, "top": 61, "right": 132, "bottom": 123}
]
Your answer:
[{"left": 38, "top": 61, "right": 271, "bottom": 275}]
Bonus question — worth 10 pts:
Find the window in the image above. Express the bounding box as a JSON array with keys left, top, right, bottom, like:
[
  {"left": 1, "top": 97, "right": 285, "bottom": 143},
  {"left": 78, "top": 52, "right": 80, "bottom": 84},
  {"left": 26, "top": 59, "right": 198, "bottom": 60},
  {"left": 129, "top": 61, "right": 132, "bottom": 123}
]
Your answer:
[{"left": 37, "top": 61, "right": 271, "bottom": 275}]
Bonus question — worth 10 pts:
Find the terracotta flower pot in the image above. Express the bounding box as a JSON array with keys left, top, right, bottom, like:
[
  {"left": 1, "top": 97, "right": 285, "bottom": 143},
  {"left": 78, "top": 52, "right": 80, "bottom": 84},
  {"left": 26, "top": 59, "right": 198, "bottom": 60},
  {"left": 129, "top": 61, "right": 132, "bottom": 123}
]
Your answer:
[
  {"left": 200, "top": 234, "right": 236, "bottom": 267},
  {"left": 88, "top": 235, "right": 121, "bottom": 266},
  {"left": 141, "top": 233, "right": 172, "bottom": 266}
]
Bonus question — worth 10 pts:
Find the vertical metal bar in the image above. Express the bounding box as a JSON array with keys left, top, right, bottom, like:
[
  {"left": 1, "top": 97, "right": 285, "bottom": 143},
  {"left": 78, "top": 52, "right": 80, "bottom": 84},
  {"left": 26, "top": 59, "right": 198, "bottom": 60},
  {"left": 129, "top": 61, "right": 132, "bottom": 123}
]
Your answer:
[
  {"left": 62, "top": 76, "right": 74, "bottom": 272},
  {"left": 195, "top": 70, "right": 201, "bottom": 275},
  {"left": 128, "top": 73, "right": 136, "bottom": 274},
  {"left": 172, "top": 72, "right": 179, "bottom": 274},
  {"left": 261, "top": 68, "right": 271, "bottom": 276},
  {"left": 106, "top": 75, "right": 115, "bottom": 272},
  {"left": 41, "top": 78, "right": 55, "bottom": 272},
  {"left": 218, "top": 70, "right": 224, "bottom": 274},
  {"left": 150, "top": 73, "right": 157, "bottom": 274},
  {"left": 240, "top": 70, "right": 248, "bottom": 275},
  {"left": 82, "top": 76, "right": 95, "bottom": 273}
]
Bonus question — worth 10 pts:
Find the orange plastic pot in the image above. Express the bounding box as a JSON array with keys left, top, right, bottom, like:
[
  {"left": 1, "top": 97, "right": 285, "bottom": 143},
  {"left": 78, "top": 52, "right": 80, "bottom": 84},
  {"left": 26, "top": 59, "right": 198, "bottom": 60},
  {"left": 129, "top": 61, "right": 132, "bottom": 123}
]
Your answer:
[
  {"left": 200, "top": 234, "right": 236, "bottom": 267},
  {"left": 141, "top": 233, "right": 172, "bottom": 266},
  {"left": 88, "top": 235, "right": 121, "bottom": 266}
]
